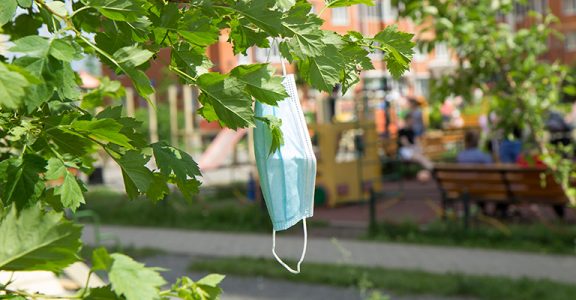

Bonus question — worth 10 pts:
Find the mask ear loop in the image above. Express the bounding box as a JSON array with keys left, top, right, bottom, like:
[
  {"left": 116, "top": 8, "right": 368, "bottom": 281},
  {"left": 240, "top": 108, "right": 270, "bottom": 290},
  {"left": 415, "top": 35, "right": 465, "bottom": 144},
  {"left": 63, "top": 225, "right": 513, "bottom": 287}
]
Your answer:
[
  {"left": 266, "top": 38, "right": 287, "bottom": 77},
  {"left": 272, "top": 218, "right": 308, "bottom": 274}
]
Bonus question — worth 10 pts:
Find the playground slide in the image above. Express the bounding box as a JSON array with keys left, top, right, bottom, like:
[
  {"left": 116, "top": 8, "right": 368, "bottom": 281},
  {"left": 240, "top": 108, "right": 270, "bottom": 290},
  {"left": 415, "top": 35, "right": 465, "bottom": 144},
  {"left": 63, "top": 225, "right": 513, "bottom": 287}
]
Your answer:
[{"left": 198, "top": 128, "right": 248, "bottom": 171}]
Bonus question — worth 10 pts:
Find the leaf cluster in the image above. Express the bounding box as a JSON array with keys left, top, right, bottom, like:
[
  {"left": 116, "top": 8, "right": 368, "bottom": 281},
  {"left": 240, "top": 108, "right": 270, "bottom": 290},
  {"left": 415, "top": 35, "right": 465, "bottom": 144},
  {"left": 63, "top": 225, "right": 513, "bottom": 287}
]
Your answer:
[{"left": 0, "top": 0, "right": 413, "bottom": 299}]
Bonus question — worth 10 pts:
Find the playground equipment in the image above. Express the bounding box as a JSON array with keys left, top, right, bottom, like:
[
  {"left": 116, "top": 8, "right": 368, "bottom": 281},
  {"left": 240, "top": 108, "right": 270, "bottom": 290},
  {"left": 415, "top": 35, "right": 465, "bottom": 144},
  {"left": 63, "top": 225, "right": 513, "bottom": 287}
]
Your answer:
[
  {"left": 198, "top": 128, "right": 247, "bottom": 171},
  {"left": 309, "top": 121, "right": 381, "bottom": 207}
]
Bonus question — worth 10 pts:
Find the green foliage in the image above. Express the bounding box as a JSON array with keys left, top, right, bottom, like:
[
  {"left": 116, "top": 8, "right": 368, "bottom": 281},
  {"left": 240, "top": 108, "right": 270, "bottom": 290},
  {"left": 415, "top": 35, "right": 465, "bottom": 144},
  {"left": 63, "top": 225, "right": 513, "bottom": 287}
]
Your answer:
[
  {"left": 0, "top": 0, "right": 412, "bottom": 299},
  {"left": 107, "top": 253, "right": 166, "bottom": 300},
  {"left": 81, "top": 187, "right": 274, "bottom": 233},
  {"left": 327, "top": 0, "right": 375, "bottom": 8},
  {"left": 168, "top": 274, "right": 225, "bottom": 300},
  {"left": 396, "top": 0, "right": 575, "bottom": 203},
  {"left": 0, "top": 204, "right": 82, "bottom": 272},
  {"left": 191, "top": 257, "right": 576, "bottom": 300},
  {"left": 367, "top": 221, "right": 576, "bottom": 255},
  {"left": 256, "top": 115, "right": 284, "bottom": 155}
]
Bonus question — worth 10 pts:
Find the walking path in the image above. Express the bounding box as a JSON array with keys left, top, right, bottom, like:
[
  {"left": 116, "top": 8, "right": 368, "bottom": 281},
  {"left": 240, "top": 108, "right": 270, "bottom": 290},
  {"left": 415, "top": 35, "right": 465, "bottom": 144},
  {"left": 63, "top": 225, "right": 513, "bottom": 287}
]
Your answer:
[
  {"left": 146, "top": 254, "right": 467, "bottom": 300},
  {"left": 83, "top": 225, "right": 576, "bottom": 284}
]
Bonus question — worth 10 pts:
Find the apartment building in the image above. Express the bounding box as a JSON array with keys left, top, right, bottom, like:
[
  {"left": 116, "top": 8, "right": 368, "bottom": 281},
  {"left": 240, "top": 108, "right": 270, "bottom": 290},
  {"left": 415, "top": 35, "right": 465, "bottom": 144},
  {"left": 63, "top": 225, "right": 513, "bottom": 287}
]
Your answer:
[{"left": 210, "top": 0, "right": 453, "bottom": 101}]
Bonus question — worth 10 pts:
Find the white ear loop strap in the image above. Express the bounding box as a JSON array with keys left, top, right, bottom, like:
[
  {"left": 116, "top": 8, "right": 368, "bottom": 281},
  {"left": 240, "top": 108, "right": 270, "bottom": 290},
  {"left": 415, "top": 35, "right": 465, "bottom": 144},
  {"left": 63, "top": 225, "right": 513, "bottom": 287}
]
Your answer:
[
  {"left": 272, "top": 218, "right": 308, "bottom": 274},
  {"left": 266, "top": 38, "right": 288, "bottom": 77}
]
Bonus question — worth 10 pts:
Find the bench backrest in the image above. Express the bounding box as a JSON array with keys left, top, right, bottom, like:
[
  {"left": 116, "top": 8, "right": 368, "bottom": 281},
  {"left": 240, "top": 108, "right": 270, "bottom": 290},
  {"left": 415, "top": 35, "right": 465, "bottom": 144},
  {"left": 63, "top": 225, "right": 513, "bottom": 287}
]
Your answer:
[{"left": 433, "top": 163, "right": 567, "bottom": 204}]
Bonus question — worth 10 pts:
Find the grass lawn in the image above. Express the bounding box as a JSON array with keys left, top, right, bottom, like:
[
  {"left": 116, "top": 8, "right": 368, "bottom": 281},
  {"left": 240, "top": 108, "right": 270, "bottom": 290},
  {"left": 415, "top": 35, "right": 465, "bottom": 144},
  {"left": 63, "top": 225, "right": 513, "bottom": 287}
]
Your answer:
[
  {"left": 189, "top": 257, "right": 576, "bottom": 300},
  {"left": 80, "top": 186, "right": 329, "bottom": 232},
  {"left": 367, "top": 221, "right": 576, "bottom": 255},
  {"left": 81, "top": 186, "right": 576, "bottom": 256},
  {"left": 80, "top": 185, "right": 273, "bottom": 232}
]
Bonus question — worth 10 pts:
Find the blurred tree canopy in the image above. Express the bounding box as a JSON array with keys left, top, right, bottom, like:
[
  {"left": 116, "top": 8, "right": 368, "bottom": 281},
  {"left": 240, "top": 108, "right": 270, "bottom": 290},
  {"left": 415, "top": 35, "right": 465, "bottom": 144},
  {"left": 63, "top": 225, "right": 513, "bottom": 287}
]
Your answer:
[{"left": 396, "top": 0, "right": 576, "bottom": 203}]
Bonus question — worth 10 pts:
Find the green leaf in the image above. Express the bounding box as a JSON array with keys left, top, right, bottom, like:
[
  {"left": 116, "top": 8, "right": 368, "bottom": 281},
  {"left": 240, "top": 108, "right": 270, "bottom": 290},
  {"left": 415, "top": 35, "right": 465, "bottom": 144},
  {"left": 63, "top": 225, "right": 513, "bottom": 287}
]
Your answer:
[
  {"left": 0, "top": 0, "right": 17, "bottom": 26},
  {"left": 46, "top": 1, "right": 68, "bottom": 16},
  {"left": 151, "top": 143, "right": 201, "bottom": 200},
  {"left": 50, "top": 38, "right": 80, "bottom": 62},
  {"left": 115, "top": 151, "right": 154, "bottom": 199},
  {"left": 197, "top": 73, "right": 255, "bottom": 129},
  {"left": 17, "top": 0, "right": 32, "bottom": 8},
  {"left": 340, "top": 43, "right": 374, "bottom": 94},
  {"left": 373, "top": 25, "right": 415, "bottom": 78},
  {"left": 113, "top": 45, "right": 154, "bottom": 68},
  {"left": 10, "top": 36, "right": 51, "bottom": 57},
  {"left": 197, "top": 274, "right": 225, "bottom": 287},
  {"left": 55, "top": 171, "right": 85, "bottom": 212},
  {"left": 125, "top": 68, "right": 155, "bottom": 99},
  {"left": 327, "top": 0, "right": 374, "bottom": 8},
  {"left": 152, "top": 143, "right": 201, "bottom": 179},
  {"left": 82, "top": 77, "right": 125, "bottom": 109},
  {"left": 3, "top": 155, "right": 47, "bottom": 210},
  {"left": 276, "top": 0, "right": 295, "bottom": 11},
  {"left": 0, "top": 204, "right": 82, "bottom": 272},
  {"left": 46, "top": 59, "right": 81, "bottom": 100},
  {"left": 229, "top": 0, "right": 284, "bottom": 36},
  {"left": 45, "top": 157, "right": 67, "bottom": 181},
  {"left": 176, "top": 179, "right": 201, "bottom": 201},
  {"left": 283, "top": 23, "right": 325, "bottom": 57},
  {"left": 195, "top": 274, "right": 225, "bottom": 299},
  {"left": 146, "top": 173, "right": 170, "bottom": 202},
  {"left": 230, "top": 64, "right": 288, "bottom": 106},
  {"left": 95, "top": 106, "right": 148, "bottom": 148},
  {"left": 228, "top": 18, "right": 270, "bottom": 55},
  {"left": 170, "top": 43, "right": 212, "bottom": 80},
  {"left": 108, "top": 253, "right": 166, "bottom": 300},
  {"left": 178, "top": 10, "right": 220, "bottom": 46},
  {"left": 71, "top": 119, "right": 133, "bottom": 148},
  {"left": 85, "top": 285, "right": 122, "bottom": 300},
  {"left": 256, "top": 115, "right": 284, "bottom": 155},
  {"left": 0, "top": 62, "right": 31, "bottom": 109},
  {"left": 297, "top": 45, "right": 344, "bottom": 92},
  {"left": 91, "top": 247, "right": 113, "bottom": 271},
  {"left": 85, "top": 0, "right": 149, "bottom": 22},
  {"left": 47, "top": 128, "right": 96, "bottom": 157}
]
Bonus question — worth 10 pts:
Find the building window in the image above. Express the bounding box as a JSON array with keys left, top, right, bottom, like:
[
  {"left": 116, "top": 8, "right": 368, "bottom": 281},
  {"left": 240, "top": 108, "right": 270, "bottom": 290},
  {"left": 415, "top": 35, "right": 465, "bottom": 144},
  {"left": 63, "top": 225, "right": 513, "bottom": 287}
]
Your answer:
[
  {"left": 414, "top": 46, "right": 427, "bottom": 61},
  {"left": 435, "top": 42, "right": 449, "bottom": 61},
  {"left": 563, "top": 0, "right": 576, "bottom": 15},
  {"left": 331, "top": 7, "right": 349, "bottom": 25},
  {"left": 532, "top": 0, "right": 548, "bottom": 14},
  {"left": 514, "top": 2, "right": 528, "bottom": 19},
  {"left": 415, "top": 78, "right": 430, "bottom": 99},
  {"left": 362, "top": 1, "right": 382, "bottom": 20},
  {"left": 382, "top": 0, "right": 398, "bottom": 22},
  {"left": 565, "top": 31, "right": 576, "bottom": 51}
]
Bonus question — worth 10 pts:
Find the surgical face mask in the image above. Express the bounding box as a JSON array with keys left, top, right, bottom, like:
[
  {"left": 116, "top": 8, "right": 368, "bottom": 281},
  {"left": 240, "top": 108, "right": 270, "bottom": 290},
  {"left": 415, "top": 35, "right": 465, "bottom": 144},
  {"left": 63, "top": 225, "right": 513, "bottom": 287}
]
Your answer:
[{"left": 253, "top": 70, "right": 317, "bottom": 274}]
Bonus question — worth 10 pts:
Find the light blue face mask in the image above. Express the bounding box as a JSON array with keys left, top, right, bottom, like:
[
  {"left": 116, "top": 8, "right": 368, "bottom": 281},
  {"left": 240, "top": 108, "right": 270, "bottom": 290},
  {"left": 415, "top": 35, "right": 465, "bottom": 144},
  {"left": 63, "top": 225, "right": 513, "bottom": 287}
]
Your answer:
[{"left": 253, "top": 63, "right": 317, "bottom": 273}]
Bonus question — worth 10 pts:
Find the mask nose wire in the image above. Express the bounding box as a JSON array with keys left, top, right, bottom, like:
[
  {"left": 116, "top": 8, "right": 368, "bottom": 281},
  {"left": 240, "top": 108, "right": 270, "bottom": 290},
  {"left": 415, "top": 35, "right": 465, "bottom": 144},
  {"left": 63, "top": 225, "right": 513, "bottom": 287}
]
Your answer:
[{"left": 272, "top": 218, "right": 308, "bottom": 274}]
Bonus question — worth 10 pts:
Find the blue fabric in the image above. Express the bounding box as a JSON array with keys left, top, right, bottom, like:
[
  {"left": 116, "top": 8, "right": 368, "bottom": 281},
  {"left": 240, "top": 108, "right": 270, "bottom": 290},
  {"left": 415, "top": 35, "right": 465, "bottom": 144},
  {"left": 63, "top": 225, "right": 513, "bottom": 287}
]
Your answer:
[
  {"left": 411, "top": 109, "right": 425, "bottom": 137},
  {"left": 254, "top": 75, "right": 317, "bottom": 231},
  {"left": 499, "top": 140, "right": 522, "bottom": 163},
  {"left": 457, "top": 149, "right": 493, "bottom": 164}
]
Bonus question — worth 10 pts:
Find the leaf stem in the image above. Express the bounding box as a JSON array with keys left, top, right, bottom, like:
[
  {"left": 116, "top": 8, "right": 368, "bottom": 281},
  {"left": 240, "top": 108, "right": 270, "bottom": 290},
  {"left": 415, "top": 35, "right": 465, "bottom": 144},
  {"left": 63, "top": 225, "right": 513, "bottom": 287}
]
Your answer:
[
  {"left": 70, "top": 5, "right": 91, "bottom": 18},
  {"left": 169, "top": 66, "right": 197, "bottom": 83}
]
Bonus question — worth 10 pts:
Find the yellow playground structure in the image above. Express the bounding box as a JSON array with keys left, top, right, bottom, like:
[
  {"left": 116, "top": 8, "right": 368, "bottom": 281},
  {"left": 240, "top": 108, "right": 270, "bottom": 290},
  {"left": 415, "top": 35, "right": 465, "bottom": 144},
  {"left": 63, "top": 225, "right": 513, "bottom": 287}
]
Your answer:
[{"left": 310, "top": 122, "right": 381, "bottom": 207}]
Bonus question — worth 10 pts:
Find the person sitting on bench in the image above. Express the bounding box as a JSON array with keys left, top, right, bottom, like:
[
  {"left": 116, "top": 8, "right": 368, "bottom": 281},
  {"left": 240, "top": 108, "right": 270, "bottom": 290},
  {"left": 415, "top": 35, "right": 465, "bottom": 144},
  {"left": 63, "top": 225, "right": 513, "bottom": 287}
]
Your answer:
[
  {"left": 457, "top": 131, "right": 493, "bottom": 164},
  {"left": 457, "top": 130, "right": 495, "bottom": 215}
]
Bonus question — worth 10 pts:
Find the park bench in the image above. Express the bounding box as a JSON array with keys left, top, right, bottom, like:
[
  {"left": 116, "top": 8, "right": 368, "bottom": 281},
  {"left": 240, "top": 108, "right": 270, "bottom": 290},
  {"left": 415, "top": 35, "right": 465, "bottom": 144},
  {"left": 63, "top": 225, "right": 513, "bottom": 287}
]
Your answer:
[{"left": 432, "top": 163, "right": 568, "bottom": 227}]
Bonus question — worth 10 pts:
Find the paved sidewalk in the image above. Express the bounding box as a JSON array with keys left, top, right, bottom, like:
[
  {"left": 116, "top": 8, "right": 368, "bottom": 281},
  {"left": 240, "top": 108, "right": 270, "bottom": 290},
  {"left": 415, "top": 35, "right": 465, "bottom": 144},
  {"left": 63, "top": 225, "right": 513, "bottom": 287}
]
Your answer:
[{"left": 83, "top": 225, "right": 576, "bottom": 284}]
